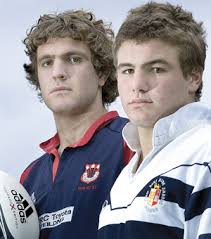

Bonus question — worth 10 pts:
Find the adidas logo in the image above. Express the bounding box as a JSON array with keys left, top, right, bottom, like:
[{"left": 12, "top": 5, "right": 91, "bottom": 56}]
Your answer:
[{"left": 11, "top": 190, "right": 34, "bottom": 223}]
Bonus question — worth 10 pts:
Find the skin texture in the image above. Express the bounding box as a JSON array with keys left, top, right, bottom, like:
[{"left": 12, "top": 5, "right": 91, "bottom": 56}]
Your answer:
[
  {"left": 117, "top": 39, "right": 202, "bottom": 160},
  {"left": 37, "top": 37, "right": 107, "bottom": 152},
  {"left": 37, "top": 37, "right": 106, "bottom": 117},
  {"left": 117, "top": 39, "right": 201, "bottom": 129}
]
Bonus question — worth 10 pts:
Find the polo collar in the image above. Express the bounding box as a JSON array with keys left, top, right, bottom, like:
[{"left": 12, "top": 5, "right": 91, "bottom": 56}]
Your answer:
[{"left": 40, "top": 111, "right": 119, "bottom": 154}]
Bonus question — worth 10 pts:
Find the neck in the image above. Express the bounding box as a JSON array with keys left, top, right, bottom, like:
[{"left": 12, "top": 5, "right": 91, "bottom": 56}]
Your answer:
[
  {"left": 138, "top": 127, "right": 153, "bottom": 160},
  {"left": 54, "top": 106, "right": 107, "bottom": 154}
]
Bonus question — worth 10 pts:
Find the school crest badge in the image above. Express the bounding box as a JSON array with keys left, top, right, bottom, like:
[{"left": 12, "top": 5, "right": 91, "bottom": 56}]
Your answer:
[
  {"left": 145, "top": 177, "right": 166, "bottom": 213},
  {"left": 147, "top": 183, "right": 161, "bottom": 207},
  {"left": 80, "top": 164, "right": 100, "bottom": 184}
]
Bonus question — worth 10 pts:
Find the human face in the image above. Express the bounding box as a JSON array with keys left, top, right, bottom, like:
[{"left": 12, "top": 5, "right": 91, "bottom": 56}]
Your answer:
[
  {"left": 37, "top": 37, "right": 105, "bottom": 116},
  {"left": 117, "top": 40, "right": 200, "bottom": 128}
]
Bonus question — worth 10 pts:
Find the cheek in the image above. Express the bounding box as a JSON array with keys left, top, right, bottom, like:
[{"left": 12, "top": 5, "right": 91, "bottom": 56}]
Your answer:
[
  {"left": 38, "top": 71, "right": 48, "bottom": 88},
  {"left": 118, "top": 79, "right": 129, "bottom": 94},
  {"left": 39, "top": 80, "right": 48, "bottom": 95},
  {"left": 166, "top": 81, "right": 187, "bottom": 100},
  {"left": 78, "top": 67, "right": 99, "bottom": 88},
  {"left": 80, "top": 83, "right": 97, "bottom": 96},
  {"left": 118, "top": 84, "right": 132, "bottom": 113},
  {"left": 118, "top": 83, "right": 127, "bottom": 101},
  {"left": 153, "top": 82, "right": 178, "bottom": 102},
  {"left": 153, "top": 81, "right": 188, "bottom": 112},
  {"left": 76, "top": 77, "right": 98, "bottom": 98}
]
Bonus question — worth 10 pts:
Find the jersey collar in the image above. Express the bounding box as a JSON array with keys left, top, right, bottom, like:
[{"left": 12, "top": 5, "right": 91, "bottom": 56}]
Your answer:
[
  {"left": 123, "top": 102, "right": 211, "bottom": 153},
  {"left": 40, "top": 111, "right": 119, "bottom": 154}
]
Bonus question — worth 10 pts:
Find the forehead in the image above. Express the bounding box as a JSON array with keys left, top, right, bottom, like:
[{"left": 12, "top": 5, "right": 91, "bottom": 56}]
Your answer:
[
  {"left": 37, "top": 37, "right": 91, "bottom": 58},
  {"left": 117, "top": 39, "right": 180, "bottom": 66}
]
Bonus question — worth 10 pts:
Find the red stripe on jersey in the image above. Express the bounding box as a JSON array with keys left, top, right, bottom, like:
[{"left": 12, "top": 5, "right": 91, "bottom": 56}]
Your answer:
[
  {"left": 40, "top": 111, "right": 119, "bottom": 182},
  {"left": 71, "top": 111, "right": 119, "bottom": 147},
  {"left": 20, "top": 160, "right": 38, "bottom": 184},
  {"left": 51, "top": 149, "right": 60, "bottom": 182},
  {"left": 40, "top": 111, "right": 119, "bottom": 152}
]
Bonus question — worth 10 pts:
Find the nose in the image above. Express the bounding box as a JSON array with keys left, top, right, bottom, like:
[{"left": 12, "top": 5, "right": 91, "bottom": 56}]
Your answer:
[
  {"left": 132, "top": 70, "right": 149, "bottom": 93},
  {"left": 52, "top": 59, "right": 67, "bottom": 81}
]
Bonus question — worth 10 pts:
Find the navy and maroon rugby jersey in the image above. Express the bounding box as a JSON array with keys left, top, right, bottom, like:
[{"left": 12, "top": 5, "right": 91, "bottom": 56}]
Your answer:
[{"left": 20, "top": 111, "right": 133, "bottom": 239}]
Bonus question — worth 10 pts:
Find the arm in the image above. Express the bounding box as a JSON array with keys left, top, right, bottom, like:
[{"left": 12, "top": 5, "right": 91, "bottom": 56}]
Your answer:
[{"left": 184, "top": 162, "right": 211, "bottom": 239}]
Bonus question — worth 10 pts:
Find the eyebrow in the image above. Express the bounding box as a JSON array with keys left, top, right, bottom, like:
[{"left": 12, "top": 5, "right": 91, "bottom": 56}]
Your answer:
[
  {"left": 37, "top": 50, "right": 90, "bottom": 63},
  {"left": 117, "top": 63, "right": 134, "bottom": 70},
  {"left": 117, "top": 59, "right": 171, "bottom": 70},
  {"left": 142, "top": 59, "right": 171, "bottom": 67}
]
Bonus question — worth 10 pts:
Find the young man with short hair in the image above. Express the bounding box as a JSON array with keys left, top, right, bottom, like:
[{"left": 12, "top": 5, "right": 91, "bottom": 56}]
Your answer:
[{"left": 98, "top": 2, "right": 211, "bottom": 238}]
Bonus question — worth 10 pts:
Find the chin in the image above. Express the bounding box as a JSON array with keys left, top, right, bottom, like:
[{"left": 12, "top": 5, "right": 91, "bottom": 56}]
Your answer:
[
  {"left": 47, "top": 103, "right": 72, "bottom": 114},
  {"left": 132, "top": 117, "right": 159, "bottom": 129},
  {"left": 127, "top": 111, "right": 152, "bottom": 126}
]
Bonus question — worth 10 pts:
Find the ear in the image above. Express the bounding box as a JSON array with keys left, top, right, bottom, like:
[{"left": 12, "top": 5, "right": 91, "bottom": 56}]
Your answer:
[
  {"left": 187, "top": 69, "right": 203, "bottom": 94},
  {"left": 98, "top": 72, "right": 108, "bottom": 87}
]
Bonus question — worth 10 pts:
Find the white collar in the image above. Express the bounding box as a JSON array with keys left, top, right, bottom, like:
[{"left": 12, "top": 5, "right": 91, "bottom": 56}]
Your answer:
[{"left": 123, "top": 102, "right": 211, "bottom": 151}]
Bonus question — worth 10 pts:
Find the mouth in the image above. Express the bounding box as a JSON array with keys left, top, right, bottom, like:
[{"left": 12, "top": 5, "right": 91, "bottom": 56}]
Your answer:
[
  {"left": 129, "top": 98, "right": 153, "bottom": 105},
  {"left": 50, "top": 86, "right": 72, "bottom": 94}
]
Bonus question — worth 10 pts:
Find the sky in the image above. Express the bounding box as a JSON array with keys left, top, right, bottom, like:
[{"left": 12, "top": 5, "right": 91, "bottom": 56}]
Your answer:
[{"left": 1, "top": 0, "right": 211, "bottom": 178}]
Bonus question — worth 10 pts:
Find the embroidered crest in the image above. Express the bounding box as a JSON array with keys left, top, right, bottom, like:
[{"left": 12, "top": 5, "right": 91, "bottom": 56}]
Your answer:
[
  {"left": 145, "top": 177, "right": 166, "bottom": 213},
  {"left": 147, "top": 183, "right": 161, "bottom": 206},
  {"left": 80, "top": 164, "right": 100, "bottom": 184}
]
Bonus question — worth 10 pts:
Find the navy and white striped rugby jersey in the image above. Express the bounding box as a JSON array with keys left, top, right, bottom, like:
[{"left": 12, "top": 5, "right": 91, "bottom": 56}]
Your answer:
[{"left": 98, "top": 103, "right": 211, "bottom": 239}]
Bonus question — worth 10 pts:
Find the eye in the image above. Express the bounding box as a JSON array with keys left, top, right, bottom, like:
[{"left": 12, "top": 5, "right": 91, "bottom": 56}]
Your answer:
[
  {"left": 68, "top": 56, "right": 82, "bottom": 64},
  {"left": 152, "top": 67, "right": 165, "bottom": 74},
  {"left": 40, "top": 59, "right": 53, "bottom": 67},
  {"left": 122, "top": 68, "right": 134, "bottom": 74}
]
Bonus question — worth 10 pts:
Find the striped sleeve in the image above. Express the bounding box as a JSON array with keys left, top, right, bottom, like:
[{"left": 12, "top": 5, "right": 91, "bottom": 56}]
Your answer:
[{"left": 184, "top": 162, "right": 211, "bottom": 239}]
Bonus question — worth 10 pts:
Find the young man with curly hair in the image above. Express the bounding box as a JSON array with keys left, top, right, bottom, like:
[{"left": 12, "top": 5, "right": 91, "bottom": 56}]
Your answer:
[
  {"left": 98, "top": 2, "right": 211, "bottom": 239},
  {"left": 20, "top": 10, "right": 131, "bottom": 239}
]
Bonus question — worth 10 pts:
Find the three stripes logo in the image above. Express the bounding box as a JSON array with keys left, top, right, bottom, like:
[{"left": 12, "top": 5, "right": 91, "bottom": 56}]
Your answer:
[{"left": 11, "top": 190, "right": 34, "bottom": 224}]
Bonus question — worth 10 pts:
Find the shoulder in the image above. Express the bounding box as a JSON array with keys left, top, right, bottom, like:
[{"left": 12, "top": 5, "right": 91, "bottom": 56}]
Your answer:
[
  {"left": 106, "top": 116, "right": 128, "bottom": 133},
  {"left": 20, "top": 153, "right": 49, "bottom": 184}
]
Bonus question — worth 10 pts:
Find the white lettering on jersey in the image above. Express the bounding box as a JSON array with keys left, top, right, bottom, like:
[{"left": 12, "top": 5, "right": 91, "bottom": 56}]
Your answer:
[{"left": 39, "top": 206, "right": 74, "bottom": 229}]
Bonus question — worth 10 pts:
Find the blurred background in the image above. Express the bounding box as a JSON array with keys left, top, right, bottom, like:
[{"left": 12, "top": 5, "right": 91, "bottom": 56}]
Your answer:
[{"left": 1, "top": 0, "right": 210, "bottom": 178}]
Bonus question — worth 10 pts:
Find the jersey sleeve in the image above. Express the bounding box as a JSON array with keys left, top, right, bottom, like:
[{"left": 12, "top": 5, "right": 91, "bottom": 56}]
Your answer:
[
  {"left": 184, "top": 161, "right": 211, "bottom": 239},
  {"left": 19, "top": 160, "right": 39, "bottom": 184}
]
